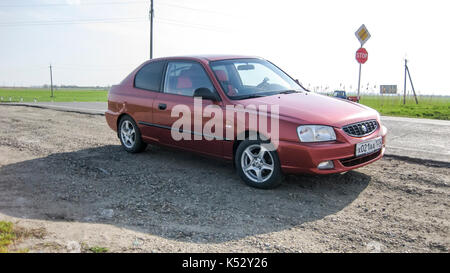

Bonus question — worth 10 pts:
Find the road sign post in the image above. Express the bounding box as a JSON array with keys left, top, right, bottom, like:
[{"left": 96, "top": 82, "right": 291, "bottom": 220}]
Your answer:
[
  {"left": 357, "top": 62, "right": 362, "bottom": 102},
  {"left": 355, "top": 25, "right": 370, "bottom": 102}
]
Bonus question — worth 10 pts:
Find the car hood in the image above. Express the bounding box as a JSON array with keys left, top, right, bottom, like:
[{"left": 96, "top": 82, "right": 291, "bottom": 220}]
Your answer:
[{"left": 235, "top": 92, "right": 379, "bottom": 127}]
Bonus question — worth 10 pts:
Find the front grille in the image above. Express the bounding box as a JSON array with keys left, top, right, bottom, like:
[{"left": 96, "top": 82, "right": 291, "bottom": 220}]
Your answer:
[
  {"left": 339, "top": 150, "right": 381, "bottom": 167},
  {"left": 342, "top": 120, "right": 378, "bottom": 137}
]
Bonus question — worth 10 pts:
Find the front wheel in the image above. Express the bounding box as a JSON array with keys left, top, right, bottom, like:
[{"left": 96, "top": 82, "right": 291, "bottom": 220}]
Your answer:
[
  {"left": 235, "top": 140, "right": 282, "bottom": 189},
  {"left": 118, "top": 116, "right": 147, "bottom": 153}
]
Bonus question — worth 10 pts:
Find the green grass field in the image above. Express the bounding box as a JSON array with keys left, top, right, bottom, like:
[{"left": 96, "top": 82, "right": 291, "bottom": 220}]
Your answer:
[
  {"left": 359, "top": 95, "right": 450, "bottom": 120},
  {"left": 1, "top": 88, "right": 449, "bottom": 120},
  {"left": 0, "top": 88, "right": 107, "bottom": 102}
]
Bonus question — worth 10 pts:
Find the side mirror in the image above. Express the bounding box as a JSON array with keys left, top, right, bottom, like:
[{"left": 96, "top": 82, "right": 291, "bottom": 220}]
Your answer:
[
  {"left": 193, "top": 88, "right": 220, "bottom": 101},
  {"left": 295, "top": 79, "right": 300, "bottom": 85}
]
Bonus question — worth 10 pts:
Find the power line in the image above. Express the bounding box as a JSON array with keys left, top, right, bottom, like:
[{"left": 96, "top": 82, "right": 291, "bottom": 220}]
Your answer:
[
  {"left": 0, "top": 1, "right": 147, "bottom": 8},
  {"left": 0, "top": 17, "right": 147, "bottom": 27},
  {"left": 0, "top": 2, "right": 235, "bottom": 30},
  {"left": 156, "top": 2, "right": 234, "bottom": 17},
  {"left": 0, "top": 15, "right": 231, "bottom": 32},
  {"left": 0, "top": 0, "right": 234, "bottom": 19},
  {"left": 156, "top": 17, "right": 231, "bottom": 33}
]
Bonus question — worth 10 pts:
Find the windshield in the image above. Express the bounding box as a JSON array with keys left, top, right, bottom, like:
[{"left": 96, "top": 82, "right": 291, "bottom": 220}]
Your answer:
[{"left": 210, "top": 58, "right": 306, "bottom": 100}]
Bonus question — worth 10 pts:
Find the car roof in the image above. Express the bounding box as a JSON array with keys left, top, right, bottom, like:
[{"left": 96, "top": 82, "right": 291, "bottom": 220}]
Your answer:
[{"left": 149, "top": 54, "right": 262, "bottom": 62}]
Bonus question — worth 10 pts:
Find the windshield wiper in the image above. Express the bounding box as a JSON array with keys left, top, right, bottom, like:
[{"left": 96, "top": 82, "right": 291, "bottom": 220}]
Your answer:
[
  {"left": 278, "top": 90, "right": 299, "bottom": 94},
  {"left": 234, "top": 94, "right": 268, "bottom": 100}
]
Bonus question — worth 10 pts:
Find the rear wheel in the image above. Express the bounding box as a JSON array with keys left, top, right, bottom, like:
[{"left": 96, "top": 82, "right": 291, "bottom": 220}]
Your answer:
[
  {"left": 118, "top": 116, "right": 147, "bottom": 153},
  {"left": 235, "top": 140, "right": 282, "bottom": 189}
]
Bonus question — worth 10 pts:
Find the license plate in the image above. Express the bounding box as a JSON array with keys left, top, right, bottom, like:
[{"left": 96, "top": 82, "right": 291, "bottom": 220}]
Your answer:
[{"left": 355, "top": 137, "right": 382, "bottom": 157}]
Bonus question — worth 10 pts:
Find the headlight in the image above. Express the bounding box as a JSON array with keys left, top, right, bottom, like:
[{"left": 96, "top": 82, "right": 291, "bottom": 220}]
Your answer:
[{"left": 297, "top": 125, "right": 336, "bottom": 142}]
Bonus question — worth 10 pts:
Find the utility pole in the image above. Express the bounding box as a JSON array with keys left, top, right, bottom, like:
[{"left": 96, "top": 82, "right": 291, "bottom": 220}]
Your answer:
[
  {"left": 49, "top": 64, "right": 54, "bottom": 98},
  {"left": 403, "top": 59, "right": 418, "bottom": 105},
  {"left": 406, "top": 62, "right": 418, "bottom": 104},
  {"left": 149, "top": 0, "right": 154, "bottom": 59},
  {"left": 403, "top": 59, "right": 407, "bottom": 105}
]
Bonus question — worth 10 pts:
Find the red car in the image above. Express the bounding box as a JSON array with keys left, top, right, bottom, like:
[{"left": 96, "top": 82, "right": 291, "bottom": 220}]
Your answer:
[{"left": 106, "top": 55, "right": 387, "bottom": 189}]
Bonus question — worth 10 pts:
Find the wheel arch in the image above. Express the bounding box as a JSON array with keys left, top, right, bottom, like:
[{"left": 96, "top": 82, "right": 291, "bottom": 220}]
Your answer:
[{"left": 116, "top": 113, "right": 134, "bottom": 137}]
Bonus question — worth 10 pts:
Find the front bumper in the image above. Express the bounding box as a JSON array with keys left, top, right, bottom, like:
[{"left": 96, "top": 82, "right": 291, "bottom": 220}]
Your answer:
[{"left": 277, "top": 125, "right": 387, "bottom": 174}]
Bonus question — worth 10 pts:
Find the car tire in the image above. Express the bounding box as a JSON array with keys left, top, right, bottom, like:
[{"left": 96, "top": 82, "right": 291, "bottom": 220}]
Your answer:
[
  {"left": 235, "top": 140, "right": 283, "bottom": 189},
  {"left": 118, "top": 115, "right": 147, "bottom": 153}
]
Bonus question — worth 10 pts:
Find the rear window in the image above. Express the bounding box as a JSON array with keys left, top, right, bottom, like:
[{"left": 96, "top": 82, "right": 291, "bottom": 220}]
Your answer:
[{"left": 134, "top": 61, "right": 165, "bottom": 91}]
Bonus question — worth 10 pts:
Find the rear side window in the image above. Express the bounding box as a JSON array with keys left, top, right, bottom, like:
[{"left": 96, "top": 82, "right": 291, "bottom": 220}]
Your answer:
[
  {"left": 134, "top": 61, "right": 165, "bottom": 91},
  {"left": 163, "top": 61, "right": 215, "bottom": 97}
]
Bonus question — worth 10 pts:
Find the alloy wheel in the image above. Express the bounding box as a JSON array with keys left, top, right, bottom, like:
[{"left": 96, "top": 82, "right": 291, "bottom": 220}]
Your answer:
[
  {"left": 120, "top": 120, "right": 136, "bottom": 149},
  {"left": 240, "top": 144, "right": 275, "bottom": 183}
]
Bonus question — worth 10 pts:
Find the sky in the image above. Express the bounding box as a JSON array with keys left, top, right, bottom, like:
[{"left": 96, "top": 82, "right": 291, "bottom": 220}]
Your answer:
[{"left": 0, "top": 0, "right": 449, "bottom": 95}]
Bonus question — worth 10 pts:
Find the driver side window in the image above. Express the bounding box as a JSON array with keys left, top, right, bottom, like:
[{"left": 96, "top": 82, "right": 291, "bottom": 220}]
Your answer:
[{"left": 164, "top": 61, "right": 215, "bottom": 97}]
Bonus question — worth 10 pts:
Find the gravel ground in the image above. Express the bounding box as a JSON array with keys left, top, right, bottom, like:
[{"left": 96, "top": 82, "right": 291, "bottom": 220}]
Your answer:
[{"left": 0, "top": 105, "right": 448, "bottom": 253}]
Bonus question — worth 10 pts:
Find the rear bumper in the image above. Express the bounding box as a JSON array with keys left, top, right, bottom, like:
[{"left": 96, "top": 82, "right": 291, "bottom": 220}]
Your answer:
[
  {"left": 278, "top": 125, "right": 387, "bottom": 174},
  {"left": 105, "top": 110, "right": 119, "bottom": 133}
]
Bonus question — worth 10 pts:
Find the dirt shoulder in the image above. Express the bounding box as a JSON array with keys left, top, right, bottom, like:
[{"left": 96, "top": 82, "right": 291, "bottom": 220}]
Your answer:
[{"left": 0, "top": 105, "right": 448, "bottom": 253}]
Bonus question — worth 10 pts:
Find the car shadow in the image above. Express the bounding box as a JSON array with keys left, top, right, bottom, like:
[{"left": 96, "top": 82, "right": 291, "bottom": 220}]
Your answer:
[{"left": 0, "top": 145, "right": 371, "bottom": 243}]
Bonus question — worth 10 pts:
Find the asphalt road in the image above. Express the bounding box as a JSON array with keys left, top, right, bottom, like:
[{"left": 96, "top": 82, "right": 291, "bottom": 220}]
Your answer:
[{"left": 4, "top": 101, "right": 450, "bottom": 163}]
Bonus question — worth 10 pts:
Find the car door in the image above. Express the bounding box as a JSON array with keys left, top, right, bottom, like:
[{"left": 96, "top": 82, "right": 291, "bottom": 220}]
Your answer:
[
  {"left": 131, "top": 60, "right": 166, "bottom": 143},
  {"left": 153, "top": 60, "right": 225, "bottom": 157}
]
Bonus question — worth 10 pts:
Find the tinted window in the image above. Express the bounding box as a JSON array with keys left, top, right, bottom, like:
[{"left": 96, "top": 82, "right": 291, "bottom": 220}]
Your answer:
[
  {"left": 134, "top": 61, "right": 165, "bottom": 91},
  {"left": 163, "top": 61, "right": 215, "bottom": 97}
]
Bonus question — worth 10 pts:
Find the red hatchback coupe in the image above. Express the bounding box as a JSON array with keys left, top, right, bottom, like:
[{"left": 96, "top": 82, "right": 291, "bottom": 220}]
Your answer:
[{"left": 106, "top": 55, "right": 387, "bottom": 189}]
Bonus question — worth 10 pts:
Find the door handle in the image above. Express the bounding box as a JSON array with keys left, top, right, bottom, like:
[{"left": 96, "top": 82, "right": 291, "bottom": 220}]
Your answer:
[{"left": 158, "top": 103, "right": 167, "bottom": 110}]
